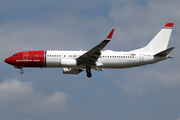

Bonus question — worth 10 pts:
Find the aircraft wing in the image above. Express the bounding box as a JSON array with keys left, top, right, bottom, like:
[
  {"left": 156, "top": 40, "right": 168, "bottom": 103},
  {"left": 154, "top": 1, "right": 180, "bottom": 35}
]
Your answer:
[{"left": 77, "top": 29, "right": 114, "bottom": 66}]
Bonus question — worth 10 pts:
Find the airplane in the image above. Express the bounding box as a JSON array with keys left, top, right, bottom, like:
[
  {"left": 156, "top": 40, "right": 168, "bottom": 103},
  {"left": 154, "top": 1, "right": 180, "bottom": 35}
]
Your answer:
[{"left": 4, "top": 23, "right": 174, "bottom": 78}]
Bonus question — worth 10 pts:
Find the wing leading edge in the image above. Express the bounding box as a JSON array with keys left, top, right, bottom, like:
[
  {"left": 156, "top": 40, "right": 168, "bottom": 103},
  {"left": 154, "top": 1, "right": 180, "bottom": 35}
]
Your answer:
[{"left": 77, "top": 29, "right": 115, "bottom": 66}]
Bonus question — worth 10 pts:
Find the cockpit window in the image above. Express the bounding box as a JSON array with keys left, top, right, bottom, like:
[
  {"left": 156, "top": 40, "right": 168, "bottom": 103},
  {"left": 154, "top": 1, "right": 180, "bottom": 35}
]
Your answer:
[{"left": 12, "top": 54, "right": 18, "bottom": 57}]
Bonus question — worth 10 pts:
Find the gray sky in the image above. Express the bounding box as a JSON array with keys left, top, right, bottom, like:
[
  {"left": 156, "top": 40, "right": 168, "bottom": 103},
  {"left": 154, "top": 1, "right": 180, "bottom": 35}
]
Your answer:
[{"left": 1, "top": 0, "right": 180, "bottom": 120}]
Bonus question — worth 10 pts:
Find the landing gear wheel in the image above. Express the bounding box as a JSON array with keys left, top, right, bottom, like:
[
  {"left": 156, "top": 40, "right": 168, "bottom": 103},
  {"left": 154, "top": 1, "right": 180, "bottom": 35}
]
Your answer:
[
  {"left": 20, "top": 69, "right": 23, "bottom": 74},
  {"left": 86, "top": 68, "right": 91, "bottom": 73},
  {"left": 87, "top": 73, "right": 92, "bottom": 78},
  {"left": 86, "top": 66, "right": 92, "bottom": 78}
]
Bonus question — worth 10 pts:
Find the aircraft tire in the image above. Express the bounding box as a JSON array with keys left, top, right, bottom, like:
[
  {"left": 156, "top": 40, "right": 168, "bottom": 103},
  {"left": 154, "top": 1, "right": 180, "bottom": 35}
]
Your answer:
[
  {"left": 86, "top": 68, "right": 91, "bottom": 73},
  {"left": 87, "top": 73, "right": 92, "bottom": 78},
  {"left": 20, "top": 70, "right": 23, "bottom": 74}
]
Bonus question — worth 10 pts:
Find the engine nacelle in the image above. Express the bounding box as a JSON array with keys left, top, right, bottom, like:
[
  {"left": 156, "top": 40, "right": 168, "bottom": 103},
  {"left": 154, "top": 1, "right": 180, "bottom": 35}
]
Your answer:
[
  {"left": 63, "top": 68, "right": 83, "bottom": 74},
  {"left": 60, "top": 59, "right": 77, "bottom": 67}
]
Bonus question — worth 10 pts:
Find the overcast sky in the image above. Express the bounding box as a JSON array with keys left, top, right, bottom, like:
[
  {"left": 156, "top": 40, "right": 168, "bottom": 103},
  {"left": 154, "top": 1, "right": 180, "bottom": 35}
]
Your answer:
[{"left": 1, "top": 0, "right": 180, "bottom": 120}]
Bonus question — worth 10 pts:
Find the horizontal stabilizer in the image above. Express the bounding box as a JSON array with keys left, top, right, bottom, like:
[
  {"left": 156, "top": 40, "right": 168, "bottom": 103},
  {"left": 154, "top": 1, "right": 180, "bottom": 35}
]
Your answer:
[{"left": 154, "top": 47, "right": 175, "bottom": 57}]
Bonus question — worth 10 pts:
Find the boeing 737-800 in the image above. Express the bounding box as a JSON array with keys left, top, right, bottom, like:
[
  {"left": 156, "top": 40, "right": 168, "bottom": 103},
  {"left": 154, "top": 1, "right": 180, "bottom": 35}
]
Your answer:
[{"left": 4, "top": 23, "right": 174, "bottom": 78}]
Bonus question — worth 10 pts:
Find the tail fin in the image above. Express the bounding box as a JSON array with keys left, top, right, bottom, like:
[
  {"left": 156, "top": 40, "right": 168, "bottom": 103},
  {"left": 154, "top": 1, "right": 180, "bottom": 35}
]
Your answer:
[{"left": 131, "top": 23, "right": 174, "bottom": 53}]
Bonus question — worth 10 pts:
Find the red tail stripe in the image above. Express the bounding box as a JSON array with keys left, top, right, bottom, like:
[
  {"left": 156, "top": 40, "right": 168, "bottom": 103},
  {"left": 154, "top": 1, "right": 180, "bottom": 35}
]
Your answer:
[{"left": 164, "top": 23, "right": 174, "bottom": 28}]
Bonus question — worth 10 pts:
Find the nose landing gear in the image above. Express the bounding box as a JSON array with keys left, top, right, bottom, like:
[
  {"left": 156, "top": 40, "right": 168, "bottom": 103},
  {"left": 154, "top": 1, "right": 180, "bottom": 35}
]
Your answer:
[
  {"left": 20, "top": 69, "right": 23, "bottom": 74},
  {"left": 14, "top": 66, "right": 23, "bottom": 74}
]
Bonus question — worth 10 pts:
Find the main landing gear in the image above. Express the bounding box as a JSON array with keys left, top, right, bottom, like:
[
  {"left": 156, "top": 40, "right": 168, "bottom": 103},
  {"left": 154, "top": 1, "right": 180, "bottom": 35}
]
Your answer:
[{"left": 86, "top": 66, "right": 92, "bottom": 78}]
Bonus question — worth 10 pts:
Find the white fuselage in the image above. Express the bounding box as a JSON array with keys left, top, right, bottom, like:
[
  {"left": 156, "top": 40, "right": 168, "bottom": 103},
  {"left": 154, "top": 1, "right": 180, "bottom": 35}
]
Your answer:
[{"left": 46, "top": 50, "right": 166, "bottom": 69}]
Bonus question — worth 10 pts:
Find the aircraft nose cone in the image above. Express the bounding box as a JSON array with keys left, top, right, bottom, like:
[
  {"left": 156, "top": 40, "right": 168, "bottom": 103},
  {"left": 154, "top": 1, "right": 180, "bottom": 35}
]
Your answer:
[{"left": 4, "top": 57, "right": 11, "bottom": 64}]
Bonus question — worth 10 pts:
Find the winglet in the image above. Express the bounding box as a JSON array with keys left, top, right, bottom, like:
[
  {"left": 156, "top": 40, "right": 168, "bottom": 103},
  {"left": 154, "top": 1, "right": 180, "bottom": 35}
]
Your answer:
[
  {"left": 106, "top": 29, "right": 115, "bottom": 40},
  {"left": 164, "top": 23, "right": 174, "bottom": 28}
]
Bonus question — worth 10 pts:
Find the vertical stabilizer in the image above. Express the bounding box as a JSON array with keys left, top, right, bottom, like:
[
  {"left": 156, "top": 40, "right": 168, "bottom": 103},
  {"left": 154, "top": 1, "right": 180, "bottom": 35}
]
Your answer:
[{"left": 131, "top": 23, "right": 174, "bottom": 53}]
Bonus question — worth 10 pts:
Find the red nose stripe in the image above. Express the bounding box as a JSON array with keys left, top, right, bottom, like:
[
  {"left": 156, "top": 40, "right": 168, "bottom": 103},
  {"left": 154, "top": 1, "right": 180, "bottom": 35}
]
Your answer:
[
  {"left": 4, "top": 51, "right": 45, "bottom": 67},
  {"left": 4, "top": 57, "right": 11, "bottom": 64}
]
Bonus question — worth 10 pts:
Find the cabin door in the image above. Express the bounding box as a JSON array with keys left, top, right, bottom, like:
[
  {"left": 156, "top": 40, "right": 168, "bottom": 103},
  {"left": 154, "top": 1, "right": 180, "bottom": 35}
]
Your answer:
[{"left": 139, "top": 53, "right": 144, "bottom": 62}]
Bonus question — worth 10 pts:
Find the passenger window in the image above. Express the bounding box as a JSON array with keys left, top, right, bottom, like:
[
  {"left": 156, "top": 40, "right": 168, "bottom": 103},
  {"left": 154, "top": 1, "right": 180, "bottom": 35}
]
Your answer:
[{"left": 12, "top": 54, "right": 18, "bottom": 57}]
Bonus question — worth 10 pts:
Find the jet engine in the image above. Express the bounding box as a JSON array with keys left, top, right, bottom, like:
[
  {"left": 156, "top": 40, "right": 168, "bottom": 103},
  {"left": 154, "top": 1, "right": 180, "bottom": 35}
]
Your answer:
[{"left": 63, "top": 68, "right": 83, "bottom": 74}]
